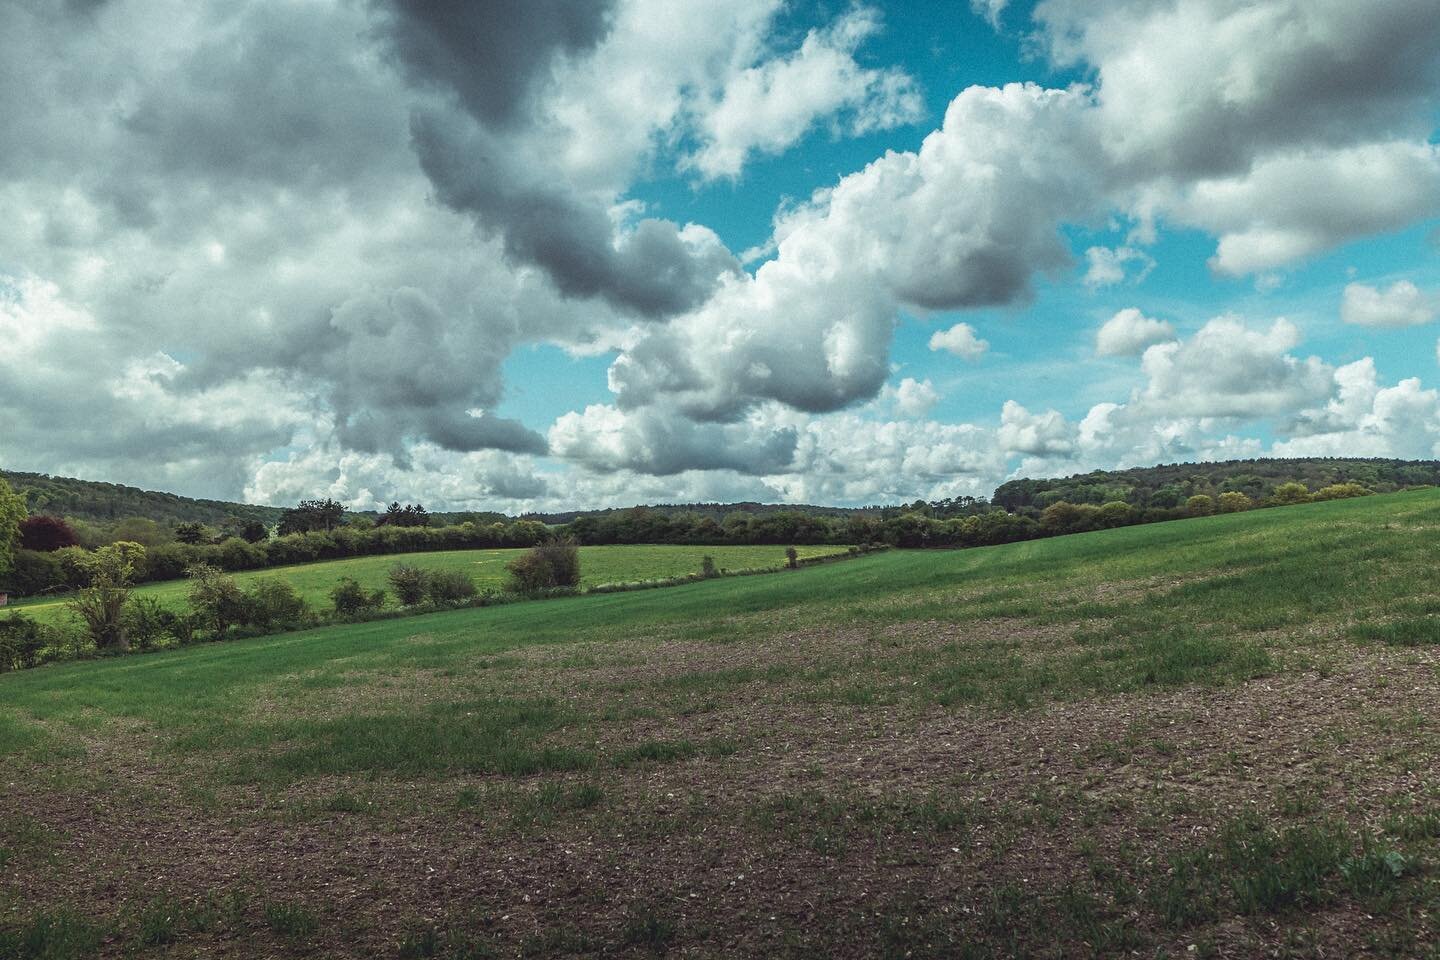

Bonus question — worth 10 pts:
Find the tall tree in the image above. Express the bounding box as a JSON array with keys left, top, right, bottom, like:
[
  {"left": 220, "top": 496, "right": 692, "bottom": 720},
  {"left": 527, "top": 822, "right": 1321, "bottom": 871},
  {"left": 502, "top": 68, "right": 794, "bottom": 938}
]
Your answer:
[{"left": 0, "top": 478, "right": 27, "bottom": 581}]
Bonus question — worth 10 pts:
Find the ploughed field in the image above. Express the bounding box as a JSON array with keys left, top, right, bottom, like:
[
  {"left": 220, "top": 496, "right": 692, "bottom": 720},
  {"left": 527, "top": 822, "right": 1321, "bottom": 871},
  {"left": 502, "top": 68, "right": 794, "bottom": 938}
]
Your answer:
[
  {"left": 3, "top": 492, "right": 1440, "bottom": 958},
  {"left": 7, "top": 544, "right": 846, "bottom": 625}
]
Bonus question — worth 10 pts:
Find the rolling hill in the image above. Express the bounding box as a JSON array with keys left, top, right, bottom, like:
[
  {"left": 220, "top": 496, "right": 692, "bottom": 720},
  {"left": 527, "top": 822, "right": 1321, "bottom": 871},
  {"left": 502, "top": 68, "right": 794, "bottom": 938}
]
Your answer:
[{"left": 2, "top": 490, "right": 1438, "bottom": 956}]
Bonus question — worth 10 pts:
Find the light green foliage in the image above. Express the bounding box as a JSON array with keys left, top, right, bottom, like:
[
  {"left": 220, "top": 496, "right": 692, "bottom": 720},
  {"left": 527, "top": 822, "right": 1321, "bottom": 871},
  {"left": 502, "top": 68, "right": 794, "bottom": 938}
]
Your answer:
[
  {"left": 1185, "top": 494, "right": 1215, "bottom": 517},
  {"left": 66, "top": 541, "right": 145, "bottom": 651},
  {"left": 1217, "top": 491, "right": 1253, "bottom": 513},
  {"left": 1270, "top": 481, "right": 1313, "bottom": 505},
  {"left": 0, "top": 477, "right": 27, "bottom": 580}
]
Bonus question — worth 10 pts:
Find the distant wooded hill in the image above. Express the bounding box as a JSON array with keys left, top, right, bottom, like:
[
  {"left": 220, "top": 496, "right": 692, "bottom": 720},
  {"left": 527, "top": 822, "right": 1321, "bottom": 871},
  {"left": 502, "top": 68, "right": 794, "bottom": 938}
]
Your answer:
[
  {"left": 1, "top": 471, "right": 286, "bottom": 527},
  {"left": 991, "top": 458, "right": 1440, "bottom": 511},
  {"left": 7, "top": 457, "right": 1437, "bottom": 533}
]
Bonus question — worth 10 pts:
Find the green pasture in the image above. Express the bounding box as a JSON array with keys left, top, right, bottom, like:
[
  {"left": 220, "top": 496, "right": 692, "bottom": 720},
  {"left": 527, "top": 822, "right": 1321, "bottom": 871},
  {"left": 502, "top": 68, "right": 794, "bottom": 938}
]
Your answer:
[{"left": 7, "top": 543, "right": 846, "bottom": 626}]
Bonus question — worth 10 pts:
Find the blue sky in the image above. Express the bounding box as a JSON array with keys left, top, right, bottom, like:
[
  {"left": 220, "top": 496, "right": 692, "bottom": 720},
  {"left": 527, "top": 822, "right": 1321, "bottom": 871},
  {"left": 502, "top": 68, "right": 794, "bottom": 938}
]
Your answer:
[{"left": 3, "top": 0, "right": 1440, "bottom": 510}]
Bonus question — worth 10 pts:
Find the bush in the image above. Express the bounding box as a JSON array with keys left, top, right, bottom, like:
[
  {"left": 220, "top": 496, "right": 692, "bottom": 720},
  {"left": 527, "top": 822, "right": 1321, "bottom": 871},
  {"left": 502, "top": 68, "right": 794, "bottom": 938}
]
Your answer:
[
  {"left": 1312, "top": 482, "right": 1371, "bottom": 501},
  {"left": 1185, "top": 494, "right": 1215, "bottom": 517},
  {"left": 1270, "top": 482, "right": 1312, "bottom": 506},
  {"left": 506, "top": 538, "right": 581, "bottom": 593},
  {"left": 424, "top": 569, "right": 477, "bottom": 604},
  {"left": 700, "top": 555, "right": 718, "bottom": 579},
  {"left": 121, "top": 596, "right": 180, "bottom": 651},
  {"left": 2, "top": 549, "right": 64, "bottom": 596},
  {"left": 246, "top": 578, "right": 308, "bottom": 630},
  {"left": 387, "top": 564, "right": 428, "bottom": 605},
  {"left": 187, "top": 563, "right": 251, "bottom": 637},
  {"left": 0, "top": 612, "right": 47, "bottom": 671},
  {"left": 1217, "top": 491, "right": 1253, "bottom": 513},
  {"left": 785, "top": 547, "right": 799, "bottom": 569},
  {"left": 68, "top": 542, "right": 146, "bottom": 652},
  {"left": 331, "top": 578, "right": 386, "bottom": 616}
]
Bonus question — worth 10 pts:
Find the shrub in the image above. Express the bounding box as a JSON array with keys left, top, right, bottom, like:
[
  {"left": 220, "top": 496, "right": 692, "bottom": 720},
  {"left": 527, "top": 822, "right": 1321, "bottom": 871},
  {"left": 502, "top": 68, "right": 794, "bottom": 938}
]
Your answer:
[
  {"left": 121, "top": 596, "right": 179, "bottom": 651},
  {"left": 187, "top": 563, "right": 251, "bottom": 637},
  {"left": 1095, "top": 501, "right": 1134, "bottom": 528},
  {"left": 785, "top": 547, "right": 799, "bottom": 569},
  {"left": 1185, "top": 494, "right": 1215, "bottom": 517},
  {"left": 331, "top": 578, "right": 385, "bottom": 616},
  {"left": 507, "top": 538, "right": 581, "bottom": 593},
  {"left": 0, "top": 612, "right": 47, "bottom": 671},
  {"left": 700, "top": 555, "right": 718, "bottom": 579},
  {"left": 68, "top": 542, "right": 146, "bottom": 652},
  {"left": 1269, "top": 481, "right": 1312, "bottom": 506},
  {"left": 1217, "top": 491, "right": 1253, "bottom": 513},
  {"left": 1312, "top": 482, "right": 1371, "bottom": 501},
  {"left": 424, "top": 569, "right": 477, "bottom": 604},
  {"left": 2, "top": 549, "right": 64, "bottom": 596},
  {"left": 387, "top": 564, "right": 428, "bottom": 605},
  {"left": 246, "top": 578, "right": 308, "bottom": 630}
]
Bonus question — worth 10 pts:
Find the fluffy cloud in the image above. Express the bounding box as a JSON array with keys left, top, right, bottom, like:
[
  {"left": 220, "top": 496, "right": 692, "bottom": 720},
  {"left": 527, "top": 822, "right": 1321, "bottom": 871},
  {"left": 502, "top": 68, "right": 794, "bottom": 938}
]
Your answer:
[
  {"left": 971, "top": 0, "right": 1010, "bottom": 29},
  {"left": 928, "top": 322, "right": 990, "bottom": 360},
  {"left": 682, "top": 6, "right": 923, "bottom": 180},
  {"left": 1138, "top": 317, "right": 1332, "bottom": 418},
  {"left": 1341, "top": 280, "right": 1439, "bottom": 328},
  {"left": 1083, "top": 245, "right": 1155, "bottom": 288},
  {"left": 1095, "top": 308, "right": 1175, "bottom": 356},
  {"left": 6, "top": 0, "right": 1440, "bottom": 511}
]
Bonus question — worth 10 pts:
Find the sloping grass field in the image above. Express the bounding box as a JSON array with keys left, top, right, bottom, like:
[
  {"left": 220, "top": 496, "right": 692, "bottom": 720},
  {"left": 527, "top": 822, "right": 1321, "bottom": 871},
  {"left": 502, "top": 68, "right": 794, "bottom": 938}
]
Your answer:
[
  {"left": 8, "top": 544, "right": 846, "bottom": 625},
  {"left": 3, "top": 492, "right": 1440, "bottom": 957}
]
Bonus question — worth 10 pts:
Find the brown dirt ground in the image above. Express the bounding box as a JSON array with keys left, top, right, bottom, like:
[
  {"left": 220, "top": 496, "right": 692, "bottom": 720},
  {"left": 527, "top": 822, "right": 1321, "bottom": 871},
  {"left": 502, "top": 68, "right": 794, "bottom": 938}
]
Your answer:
[{"left": 3, "top": 624, "right": 1438, "bottom": 958}]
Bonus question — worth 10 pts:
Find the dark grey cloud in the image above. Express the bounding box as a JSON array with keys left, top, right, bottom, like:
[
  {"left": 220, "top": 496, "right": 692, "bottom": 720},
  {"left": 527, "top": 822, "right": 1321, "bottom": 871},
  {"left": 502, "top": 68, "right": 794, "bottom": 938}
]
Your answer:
[
  {"left": 370, "top": 0, "right": 615, "bottom": 129},
  {"left": 411, "top": 110, "right": 740, "bottom": 318}
]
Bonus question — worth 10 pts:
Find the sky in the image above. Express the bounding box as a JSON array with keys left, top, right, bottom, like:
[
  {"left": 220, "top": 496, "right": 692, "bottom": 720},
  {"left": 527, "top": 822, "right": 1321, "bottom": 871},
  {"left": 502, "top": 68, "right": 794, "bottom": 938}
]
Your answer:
[{"left": 2, "top": 0, "right": 1439, "bottom": 513}]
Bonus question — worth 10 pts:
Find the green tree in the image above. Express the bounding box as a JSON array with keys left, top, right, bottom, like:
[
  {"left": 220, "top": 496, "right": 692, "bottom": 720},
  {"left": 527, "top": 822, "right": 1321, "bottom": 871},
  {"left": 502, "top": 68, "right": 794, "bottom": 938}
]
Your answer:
[
  {"left": 1185, "top": 494, "right": 1215, "bottom": 517},
  {"left": 0, "top": 477, "right": 27, "bottom": 581},
  {"left": 68, "top": 541, "right": 146, "bottom": 652},
  {"left": 1217, "top": 491, "right": 1253, "bottom": 513}
]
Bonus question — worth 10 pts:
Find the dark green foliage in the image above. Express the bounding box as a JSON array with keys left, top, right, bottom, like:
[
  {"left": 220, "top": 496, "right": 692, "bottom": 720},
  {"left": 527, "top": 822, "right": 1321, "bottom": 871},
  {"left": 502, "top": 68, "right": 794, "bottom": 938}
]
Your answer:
[
  {"left": 0, "top": 613, "right": 48, "bottom": 672},
  {"left": 121, "top": 596, "right": 179, "bottom": 650},
  {"left": 244, "top": 578, "right": 308, "bottom": 630},
  {"left": 172, "top": 521, "right": 212, "bottom": 545},
  {"left": 1, "top": 469, "right": 283, "bottom": 528},
  {"left": 420, "top": 567, "right": 478, "bottom": 604},
  {"left": 330, "top": 577, "right": 386, "bottom": 616},
  {"left": 388, "top": 563, "right": 429, "bottom": 605},
  {"left": 186, "top": 564, "right": 251, "bottom": 636},
  {"left": 276, "top": 498, "right": 346, "bottom": 536},
  {"left": 992, "top": 457, "right": 1432, "bottom": 511},
  {"left": 700, "top": 555, "right": 718, "bottom": 579},
  {"left": 381, "top": 502, "right": 431, "bottom": 527},
  {"left": 507, "top": 539, "right": 581, "bottom": 593},
  {"left": 1, "top": 549, "right": 64, "bottom": 596},
  {"left": 424, "top": 569, "right": 477, "bottom": 605}
]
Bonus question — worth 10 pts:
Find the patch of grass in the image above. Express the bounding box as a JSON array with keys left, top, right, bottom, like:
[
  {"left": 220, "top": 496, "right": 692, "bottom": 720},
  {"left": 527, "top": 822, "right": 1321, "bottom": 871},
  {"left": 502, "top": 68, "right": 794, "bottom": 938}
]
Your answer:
[
  {"left": 0, "top": 909, "right": 105, "bottom": 960},
  {"left": 613, "top": 739, "right": 698, "bottom": 766},
  {"left": 398, "top": 924, "right": 496, "bottom": 959},
  {"left": 620, "top": 904, "right": 679, "bottom": 953},
  {"left": 263, "top": 901, "right": 318, "bottom": 940},
  {"left": 1349, "top": 617, "right": 1440, "bottom": 646}
]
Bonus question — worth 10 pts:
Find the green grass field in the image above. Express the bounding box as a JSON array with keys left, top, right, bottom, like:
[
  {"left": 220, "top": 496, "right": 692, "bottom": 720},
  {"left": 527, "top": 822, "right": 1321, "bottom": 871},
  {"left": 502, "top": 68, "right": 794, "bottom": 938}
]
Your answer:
[
  {"left": 7, "top": 544, "right": 846, "bottom": 625},
  {"left": 3, "top": 492, "right": 1439, "bottom": 957}
]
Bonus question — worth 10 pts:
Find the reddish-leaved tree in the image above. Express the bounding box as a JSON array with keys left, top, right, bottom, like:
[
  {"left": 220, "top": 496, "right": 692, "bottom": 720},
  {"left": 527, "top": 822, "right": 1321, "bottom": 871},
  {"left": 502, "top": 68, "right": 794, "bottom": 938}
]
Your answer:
[{"left": 18, "top": 515, "right": 79, "bottom": 552}]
